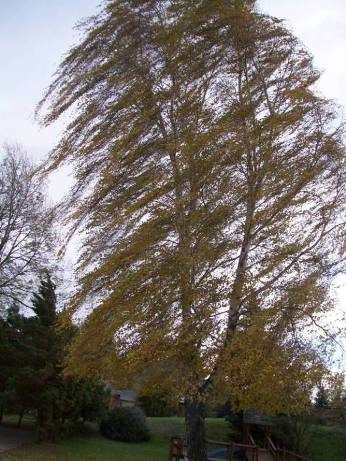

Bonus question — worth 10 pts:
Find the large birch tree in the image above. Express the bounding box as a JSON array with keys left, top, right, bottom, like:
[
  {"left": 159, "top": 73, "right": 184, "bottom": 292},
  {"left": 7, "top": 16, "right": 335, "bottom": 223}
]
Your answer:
[{"left": 38, "top": 1, "right": 346, "bottom": 460}]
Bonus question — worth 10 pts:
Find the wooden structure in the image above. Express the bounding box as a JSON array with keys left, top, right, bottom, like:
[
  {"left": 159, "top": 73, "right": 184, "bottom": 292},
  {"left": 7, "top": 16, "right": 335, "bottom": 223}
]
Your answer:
[
  {"left": 168, "top": 409, "right": 312, "bottom": 461},
  {"left": 206, "top": 438, "right": 312, "bottom": 461},
  {"left": 242, "top": 410, "right": 275, "bottom": 445},
  {"left": 168, "top": 436, "right": 186, "bottom": 461},
  {"left": 168, "top": 436, "right": 312, "bottom": 461}
]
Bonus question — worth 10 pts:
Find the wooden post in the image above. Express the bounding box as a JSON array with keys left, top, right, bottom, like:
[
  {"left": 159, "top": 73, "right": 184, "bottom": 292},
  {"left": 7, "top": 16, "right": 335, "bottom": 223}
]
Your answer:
[
  {"left": 17, "top": 409, "right": 24, "bottom": 428},
  {"left": 168, "top": 437, "right": 173, "bottom": 461},
  {"left": 229, "top": 441, "right": 234, "bottom": 461},
  {"left": 169, "top": 436, "right": 184, "bottom": 461}
]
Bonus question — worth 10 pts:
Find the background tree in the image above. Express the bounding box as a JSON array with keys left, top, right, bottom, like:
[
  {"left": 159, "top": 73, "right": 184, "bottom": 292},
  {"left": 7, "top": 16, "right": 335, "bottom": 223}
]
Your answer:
[
  {"left": 327, "top": 373, "right": 346, "bottom": 409},
  {"left": 314, "top": 373, "right": 346, "bottom": 410},
  {"left": 0, "top": 275, "right": 62, "bottom": 436},
  {"left": 0, "top": 305, "right": 19, "bottom": 424},
  {"left": 138, "top": 390, "right": 177, "bottom": 417},
  {"left": 38, "top": 1, "right": 346, "bottom": 460},
  {"left": 0, "top": 304, "right": 33, "bottom": 426},
  {"left": 0, "top": 145, "right": 54, "bottom": 309},
  {"left": 0, "top": 275, "right": 109, "bottom": 440},
  {"left": 31, "top": 273, "right": 62, "bottom": 440},
  {"left": 315, "top": 386, "right": 330, "bottom": 409}
]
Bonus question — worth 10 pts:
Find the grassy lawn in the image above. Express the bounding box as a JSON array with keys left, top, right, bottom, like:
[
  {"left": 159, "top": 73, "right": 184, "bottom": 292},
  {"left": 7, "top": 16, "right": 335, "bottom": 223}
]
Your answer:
[
  {"left": 309, "top": 425, "right": 346, "bottom": 461},
  {"left": 2, "top": 416, "right": 346, "bottom": 461},
  {"left": 2, "top": 417, "right": 228, "bottom": 461}
]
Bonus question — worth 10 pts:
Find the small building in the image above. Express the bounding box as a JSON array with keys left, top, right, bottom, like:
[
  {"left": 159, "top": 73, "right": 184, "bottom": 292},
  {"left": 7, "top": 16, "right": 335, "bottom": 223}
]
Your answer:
[
  {"left": 109, "top": 389, "right": 136, "bottom": 409},
  {"left": 242, "top": 409, "right": 276, "bottom": 441}
]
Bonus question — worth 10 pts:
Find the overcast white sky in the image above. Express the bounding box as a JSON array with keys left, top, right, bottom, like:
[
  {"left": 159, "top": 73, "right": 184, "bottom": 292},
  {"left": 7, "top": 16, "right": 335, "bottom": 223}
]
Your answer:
[
  {"left": 0, "top": 1, "right": 345, "bottom": 364},
  {"left": 1, "top": 0, "right": 346, "bottom": 193}
]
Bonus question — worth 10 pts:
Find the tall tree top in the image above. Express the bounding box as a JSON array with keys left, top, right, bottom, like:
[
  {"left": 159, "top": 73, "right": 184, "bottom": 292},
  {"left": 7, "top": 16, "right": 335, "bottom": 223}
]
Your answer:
[
  {"left": 37, "top": 0, "right": 346, "bottom": 414},
  {"left": 32, "top": 273, "right": 57, "bottom": 327}
]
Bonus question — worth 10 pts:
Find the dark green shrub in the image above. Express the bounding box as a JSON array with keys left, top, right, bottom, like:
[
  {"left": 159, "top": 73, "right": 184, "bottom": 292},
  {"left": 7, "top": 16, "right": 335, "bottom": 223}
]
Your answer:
[
  {"left": 214, "top": 401, "right": 232, "bottom": 418},
  {"left": 138, "top": 392, "right": 177, "bottom": 417},
  {"left": 100, "top": 407, "right": 150, "bottom": 442}
]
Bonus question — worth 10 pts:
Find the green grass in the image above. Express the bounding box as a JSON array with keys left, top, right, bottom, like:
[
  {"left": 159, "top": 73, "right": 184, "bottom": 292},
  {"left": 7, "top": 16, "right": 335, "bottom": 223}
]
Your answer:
[
  {"left": 309, "top": 425, "right": 346, "bottom": 461},
  {"left": 2, "top": 416, "right": 346, "bottom": 461},
  {"left": 2, "top": 417, "right": 228, "bottom": 461},
  {"left": 3, "top": 431, "right": 166, "bottom": 461},
  {"left": 148, "top": 416, "right": 231, "bottom": 441}
]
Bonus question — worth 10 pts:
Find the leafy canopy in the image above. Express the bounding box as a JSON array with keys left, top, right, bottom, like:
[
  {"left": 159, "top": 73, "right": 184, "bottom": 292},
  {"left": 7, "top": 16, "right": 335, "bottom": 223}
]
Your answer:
[{"left": 38, "top": 0, "right": 346, "bottom": 414}]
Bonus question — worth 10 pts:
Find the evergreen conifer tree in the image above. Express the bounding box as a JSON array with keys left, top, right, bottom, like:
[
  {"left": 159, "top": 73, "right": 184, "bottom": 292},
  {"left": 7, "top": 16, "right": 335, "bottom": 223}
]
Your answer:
[
  {"left": 30, "top": 273, "right": 63, "bottom": 440},
  {"left": 32, "top": 273, "right": 57, "bottom": 328},
  {"left": 315, "top": 386, "right": 329, "bottom": 409}
]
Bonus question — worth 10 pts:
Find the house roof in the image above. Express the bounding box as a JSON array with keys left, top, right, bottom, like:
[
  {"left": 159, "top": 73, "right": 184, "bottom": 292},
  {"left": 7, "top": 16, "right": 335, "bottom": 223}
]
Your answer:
[
  {"left": 115, "top": 389, "right": 135, "bottom": 402},
  {"left": 105, "top": 384, "right": 136, "bottom": 402}
]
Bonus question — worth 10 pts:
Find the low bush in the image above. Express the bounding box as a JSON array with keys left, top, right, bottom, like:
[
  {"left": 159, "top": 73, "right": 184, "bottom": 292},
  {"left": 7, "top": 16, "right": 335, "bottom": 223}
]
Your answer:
[{"left": 100, "top": 407, "right": 150, "bottom": 443}]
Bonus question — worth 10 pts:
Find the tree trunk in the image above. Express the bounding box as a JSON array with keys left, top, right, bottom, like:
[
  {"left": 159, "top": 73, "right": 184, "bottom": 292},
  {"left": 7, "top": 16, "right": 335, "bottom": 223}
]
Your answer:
[
  {"left": 185, "top": 400, "right": 208, "bottom": 461},
  {"left": 17, "top": 409, "right": 24, "bottom": 428}
]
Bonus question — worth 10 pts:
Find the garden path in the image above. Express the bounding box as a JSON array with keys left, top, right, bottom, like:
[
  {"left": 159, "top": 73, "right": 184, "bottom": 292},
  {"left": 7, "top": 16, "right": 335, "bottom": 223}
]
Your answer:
[{"left": 0, "top": 425, "right": 33, "bottom": 453}]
